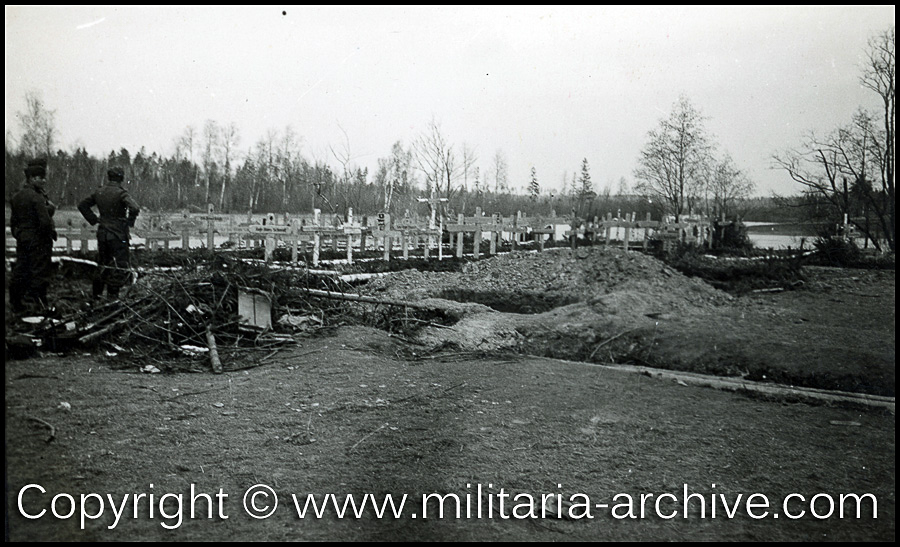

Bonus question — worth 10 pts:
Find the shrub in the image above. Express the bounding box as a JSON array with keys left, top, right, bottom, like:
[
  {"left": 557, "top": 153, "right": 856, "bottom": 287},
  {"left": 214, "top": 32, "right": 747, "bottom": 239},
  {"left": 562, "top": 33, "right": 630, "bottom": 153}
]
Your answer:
[
  {"left": 812, "top": 236, "right": 860, "bottom": 267},
  {"left": 711, "top": 220, "right": 753, "bottom": 254},
  {"left": 657, "top": 242, "right": 805, "bottom": 294}
]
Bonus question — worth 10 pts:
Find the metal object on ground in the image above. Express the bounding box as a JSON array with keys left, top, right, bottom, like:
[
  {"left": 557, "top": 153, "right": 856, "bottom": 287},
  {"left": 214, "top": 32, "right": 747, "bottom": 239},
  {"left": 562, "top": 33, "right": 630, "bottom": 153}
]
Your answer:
[{"left": 238, "top": 289, "right": 272, "bottom": 329}]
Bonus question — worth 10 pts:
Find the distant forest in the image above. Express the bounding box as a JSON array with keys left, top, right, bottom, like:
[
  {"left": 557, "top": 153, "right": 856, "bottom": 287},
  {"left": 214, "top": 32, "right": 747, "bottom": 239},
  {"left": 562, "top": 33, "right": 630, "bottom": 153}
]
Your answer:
[{"left": 4, "top": 144, "right": 799, "bottom": 223}]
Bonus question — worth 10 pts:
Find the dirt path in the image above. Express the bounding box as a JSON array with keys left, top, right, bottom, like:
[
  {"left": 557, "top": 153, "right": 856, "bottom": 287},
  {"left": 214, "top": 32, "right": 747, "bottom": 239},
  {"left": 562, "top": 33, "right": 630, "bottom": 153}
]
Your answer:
[{"left": 5, "top": 326, "right": 894, "bottom": 541}]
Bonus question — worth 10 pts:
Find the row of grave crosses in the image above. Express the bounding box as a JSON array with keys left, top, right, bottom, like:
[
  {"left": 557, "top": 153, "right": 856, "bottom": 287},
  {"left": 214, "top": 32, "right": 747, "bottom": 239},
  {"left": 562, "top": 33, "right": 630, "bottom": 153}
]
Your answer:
[{"left": 46, "top": 202, "right": 708, "bottom": 267}]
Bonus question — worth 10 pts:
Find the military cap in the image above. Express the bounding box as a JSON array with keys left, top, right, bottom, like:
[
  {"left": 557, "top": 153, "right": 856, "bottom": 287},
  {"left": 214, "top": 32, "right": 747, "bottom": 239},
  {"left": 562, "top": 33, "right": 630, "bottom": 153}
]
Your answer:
[
  {"left": 24, "top": 158, "right": 47, "bottom": 178},
  {"left": 107, "top": 167, "right": 125, "bottom": 182}
]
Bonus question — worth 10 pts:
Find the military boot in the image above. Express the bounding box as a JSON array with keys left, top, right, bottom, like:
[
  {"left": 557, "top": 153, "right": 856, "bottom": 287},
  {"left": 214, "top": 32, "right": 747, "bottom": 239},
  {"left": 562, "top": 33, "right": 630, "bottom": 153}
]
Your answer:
[
  {"left": 92, "top": 280, "right": 105, "bottom": 300},
  {"left": 9, "top": 286, "right": 27, "bottom": 313}
]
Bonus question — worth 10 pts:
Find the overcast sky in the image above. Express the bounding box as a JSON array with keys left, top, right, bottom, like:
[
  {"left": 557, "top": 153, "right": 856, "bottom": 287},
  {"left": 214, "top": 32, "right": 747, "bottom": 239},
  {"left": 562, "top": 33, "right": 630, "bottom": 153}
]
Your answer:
[{"left": 5, "top": 5, "right": 895, "bottom": 197}]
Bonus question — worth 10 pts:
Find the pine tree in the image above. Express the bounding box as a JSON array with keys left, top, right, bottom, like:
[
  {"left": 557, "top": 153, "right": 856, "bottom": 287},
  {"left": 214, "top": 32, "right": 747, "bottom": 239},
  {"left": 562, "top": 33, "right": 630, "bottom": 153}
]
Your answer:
[
  {"left": 528, "top": 166, "right": 540, "bottom": 201},
  {"left": 577, "top": 158, "right": 595, "bottom": 215}
]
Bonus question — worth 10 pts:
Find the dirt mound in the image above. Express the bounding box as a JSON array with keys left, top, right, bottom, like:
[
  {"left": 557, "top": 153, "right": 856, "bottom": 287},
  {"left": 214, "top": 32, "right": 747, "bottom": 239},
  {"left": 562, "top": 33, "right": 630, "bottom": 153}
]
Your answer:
[
  {"left": 359, "top": 247, "right": 737, "bottom": 360},
  {"left": 364, "top": 246, "right": 732, "bottom": 315}
]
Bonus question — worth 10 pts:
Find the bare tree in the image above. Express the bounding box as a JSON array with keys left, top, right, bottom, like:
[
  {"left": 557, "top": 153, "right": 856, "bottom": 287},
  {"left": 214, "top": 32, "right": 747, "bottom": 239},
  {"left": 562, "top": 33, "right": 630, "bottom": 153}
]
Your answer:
[
  {"left": 413, "top": 117, "right": 456, "bottom": 200},
  {"left": 201, "top": 120, "right": 220, "bottom": 204},
  {"left": 376, "top": 140, "right": 414, "bottom": 213},
  {"left": 859, "top": 25, "right": 895, "bottom": 250},
  {"left": 17, "top": 89, "right": 57, "bottom": 160},
  {"left": 249, "top": 129, "right": 278, "bottom": 212},
  {"left": 413, "top": 117, "right": 457, "bottom": 225},
  {"left": 634, "top": 95, "right": 713, "bottom": 221},
  {"left": 219, "top": 122, "right": 240, "bottom": 210},
  {"left": 329, "top": 122, "right": 356, "bottom": 184},
  {"left": 773, "top": 26, "right": 894, "bottom": 251},
  {"left": 179, "top": 125, "right": 199, "bottom": 189},
  {"left": 491, "top": 149, "right": 509, "bottom": 193},
  {"left": 460, "top": 143, "right": 478, "bottom": 193},
  {"left": 330, "top": 122, "right": 368, "bottom": 212},
  {"left": 708, "top": 154, "right": 755, "bottom": 220},
  {"left": 773, "top": 110, "right": 891, "bottom": 249}
]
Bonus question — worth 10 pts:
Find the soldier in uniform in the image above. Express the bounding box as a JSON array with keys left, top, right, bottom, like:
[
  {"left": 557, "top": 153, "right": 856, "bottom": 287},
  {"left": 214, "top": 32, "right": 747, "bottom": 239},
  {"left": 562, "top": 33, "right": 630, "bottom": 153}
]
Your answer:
[
  {"left": 9, "top": 158, "right": 58, "bottom": 313},
  {"left": 78, "top": 166, "right": 141, "bottom": 301}
]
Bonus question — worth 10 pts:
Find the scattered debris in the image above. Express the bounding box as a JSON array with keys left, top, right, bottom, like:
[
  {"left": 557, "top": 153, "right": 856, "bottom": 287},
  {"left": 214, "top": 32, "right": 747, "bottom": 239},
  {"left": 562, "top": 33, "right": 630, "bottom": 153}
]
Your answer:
[{"left": 26, "top": 416, "right": 56, "bottom": 444}]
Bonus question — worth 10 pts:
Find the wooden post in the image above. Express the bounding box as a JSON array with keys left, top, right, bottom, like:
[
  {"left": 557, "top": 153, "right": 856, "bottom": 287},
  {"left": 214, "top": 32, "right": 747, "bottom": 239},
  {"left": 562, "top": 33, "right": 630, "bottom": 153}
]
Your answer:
[
  {"left": 64, "top": 220, "right": 73, "bottom": 252},
  {"left": 379, "top": 212, "right": 391, "bottom": 262},
  {"left": 81, "top": 224, "right": 91, "bottom": 253},
  {"left": 206, "top": 203, "right": 215, "bottom": 254},
  {"left": 346, "top": 209, "right": 354, "bottom": 264},
  {"left": 291, "top": 219, "right": 300, "bottom": 265},
  {"left": 570, "top": 210, "right": 578, "bottom": 250},
  {"left": 346, "top": 232, "right": 353, "bottom": 264},
  {"left": 473, "top": 207, "right": 482, "bottom": 259},
  {"left": 456, "top": 214, "right": 464, "bottom": 258},
  {"left": 492, "top": 213, "right": 503, "bottom": 255},
  {"left": 624, "top": 212, "right": 632, "bottom": 251},
  {"left": 438, "top": 219, "right": 444, "bottom": 261},
  {"left": 264, "top": 213, "right": 276, "bottom": 263},
  {"left": 643, "top": 213, "right": 652, "bottom": 252},
  {"left": 473, "top": 228, "right": 481, "bottom": 259},
  {"left": 312, "top": 208, "right": 321, "bottom": 267},
  {"left": 402, "top": 231, "right": 409, "bottom": 260},
  {"left": 605, "top": 212, "right": 612, "bottom": 246}
]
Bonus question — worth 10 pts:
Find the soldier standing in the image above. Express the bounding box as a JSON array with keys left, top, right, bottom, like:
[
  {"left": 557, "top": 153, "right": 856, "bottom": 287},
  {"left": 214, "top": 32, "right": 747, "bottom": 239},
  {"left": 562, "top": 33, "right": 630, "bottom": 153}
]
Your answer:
[
  {"left": 9, "top": 158, "right": 58, "bottom": 313},
  {"left": 78, "top": 166, "right": 141, "bottom": 301}
]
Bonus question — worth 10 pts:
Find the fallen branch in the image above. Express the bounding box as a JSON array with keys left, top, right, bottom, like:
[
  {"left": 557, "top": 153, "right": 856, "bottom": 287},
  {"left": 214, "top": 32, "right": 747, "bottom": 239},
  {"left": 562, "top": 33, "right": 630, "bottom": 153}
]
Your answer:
[
  {"left": 206, "top": 326, "right": 223, "bottom": 374},
  {"left": 588, "top": 327, "right": 641, "bottom": 360},
  {"left": 348, "top": 422, "right": 388, "bottom": 452},
  {"left": 295, "top": 288, "right": 439, "bottom": 310},
  {"left": 27, "top": 416, "right": 56, "bottom": 444},
  {"left": 79, "top": 316, "right": 134, "bottom": 345},
  {"left": 78, "top": 302, "right": 157, "bottom": 345},
  {"left": 14, "top": 374, "right": 61, "bottom": 381}
]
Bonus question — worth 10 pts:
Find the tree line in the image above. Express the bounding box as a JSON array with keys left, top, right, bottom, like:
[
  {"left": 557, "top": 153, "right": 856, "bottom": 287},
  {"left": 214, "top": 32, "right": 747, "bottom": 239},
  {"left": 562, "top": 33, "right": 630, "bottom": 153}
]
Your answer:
[{"left": 3, "top": 107, "right": 672, "bottom": 222}]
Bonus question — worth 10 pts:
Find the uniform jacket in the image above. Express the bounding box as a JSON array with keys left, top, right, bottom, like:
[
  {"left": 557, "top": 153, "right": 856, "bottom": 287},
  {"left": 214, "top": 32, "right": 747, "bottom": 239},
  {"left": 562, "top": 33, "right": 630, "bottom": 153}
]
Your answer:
[
  {"left": 78, "top": 182, "right": 141, "bottom": 240},
  {"left": 10, "top": 184, "right": 56, "bottom": 242}
]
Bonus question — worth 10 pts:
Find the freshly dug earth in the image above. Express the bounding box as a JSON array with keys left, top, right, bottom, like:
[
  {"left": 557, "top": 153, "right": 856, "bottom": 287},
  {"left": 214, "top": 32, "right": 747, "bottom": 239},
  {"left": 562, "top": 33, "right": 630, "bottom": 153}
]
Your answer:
[{"left": 363, "top": 247, "right": 895, "bottom": 397}]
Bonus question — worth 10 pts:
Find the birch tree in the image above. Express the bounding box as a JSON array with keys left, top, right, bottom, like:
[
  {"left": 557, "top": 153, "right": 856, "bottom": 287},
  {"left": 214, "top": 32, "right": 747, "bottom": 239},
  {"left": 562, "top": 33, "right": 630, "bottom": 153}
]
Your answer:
[{"left": 634, "top": 95, "right": 713, "bottom": 221}]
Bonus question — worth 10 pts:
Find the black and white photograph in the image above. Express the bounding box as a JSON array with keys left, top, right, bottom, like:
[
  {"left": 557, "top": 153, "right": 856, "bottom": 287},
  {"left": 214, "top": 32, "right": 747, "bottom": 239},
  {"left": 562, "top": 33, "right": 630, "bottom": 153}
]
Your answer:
[{"left": 5, "top": 5, "right": 894, "bottom": 541}]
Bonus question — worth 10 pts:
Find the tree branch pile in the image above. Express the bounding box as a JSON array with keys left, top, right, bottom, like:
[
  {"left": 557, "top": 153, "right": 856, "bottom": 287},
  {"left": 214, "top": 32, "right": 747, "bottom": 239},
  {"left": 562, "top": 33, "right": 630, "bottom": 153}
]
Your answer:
[{"left": 11, "top": 254, "right": 453, "bottom": 371}]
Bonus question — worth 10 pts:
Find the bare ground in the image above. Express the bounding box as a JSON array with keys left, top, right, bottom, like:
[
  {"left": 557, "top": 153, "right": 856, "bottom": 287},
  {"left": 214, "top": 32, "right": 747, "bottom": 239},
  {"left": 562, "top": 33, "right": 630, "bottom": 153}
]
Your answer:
[{"left": 4, "top": 250, "right": 896, "bottom": 541}]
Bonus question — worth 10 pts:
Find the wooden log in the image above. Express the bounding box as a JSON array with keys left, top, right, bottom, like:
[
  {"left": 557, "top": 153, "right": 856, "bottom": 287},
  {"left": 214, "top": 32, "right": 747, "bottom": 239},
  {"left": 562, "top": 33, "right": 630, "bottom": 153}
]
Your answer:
[
  {"left": 298, "top": 288, "right": 439, "bottom": 309},
  {"left": 473, "top": 228, "right": 481, "bottom": 259},
  {"left": 206, "top": 325, "right": 223, "bottom": 374}
]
